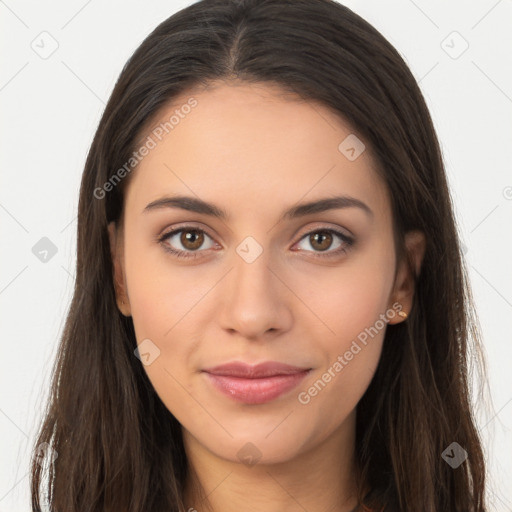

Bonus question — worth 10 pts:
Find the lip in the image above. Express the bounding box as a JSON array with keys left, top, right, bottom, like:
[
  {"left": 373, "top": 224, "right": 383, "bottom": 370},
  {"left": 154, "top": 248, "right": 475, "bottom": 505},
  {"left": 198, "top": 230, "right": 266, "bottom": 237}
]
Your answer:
[{"left": 202, "top": 361, "right": 312, "bottom": 404}]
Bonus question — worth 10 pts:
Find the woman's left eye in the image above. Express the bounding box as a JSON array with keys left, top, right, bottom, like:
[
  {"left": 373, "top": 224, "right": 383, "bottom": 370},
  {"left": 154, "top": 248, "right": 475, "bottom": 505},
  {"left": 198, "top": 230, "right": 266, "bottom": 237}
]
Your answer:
[
  {"left": 293, "top": 228, "right": 354, "bottom": 258},
  {"left": 158, "top": 226, "right": 354, "bottom": 260}
]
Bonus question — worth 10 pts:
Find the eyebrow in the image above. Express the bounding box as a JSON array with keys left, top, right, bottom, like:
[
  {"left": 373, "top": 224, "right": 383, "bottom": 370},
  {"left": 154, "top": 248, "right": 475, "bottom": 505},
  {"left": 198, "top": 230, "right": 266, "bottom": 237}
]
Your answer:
[{"left": 142, "top": 194, "right": 373, "bottom": 221}]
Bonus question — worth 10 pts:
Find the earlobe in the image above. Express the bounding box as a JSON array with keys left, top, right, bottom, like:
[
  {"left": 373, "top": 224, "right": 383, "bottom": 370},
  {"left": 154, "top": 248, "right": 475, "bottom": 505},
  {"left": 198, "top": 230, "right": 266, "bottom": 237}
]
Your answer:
[
  {"left": 388, "top": 230, "right": 426, "bottom": 324},
  {"left": 107, "top": 221, "right": 131, "bottom": 317}
]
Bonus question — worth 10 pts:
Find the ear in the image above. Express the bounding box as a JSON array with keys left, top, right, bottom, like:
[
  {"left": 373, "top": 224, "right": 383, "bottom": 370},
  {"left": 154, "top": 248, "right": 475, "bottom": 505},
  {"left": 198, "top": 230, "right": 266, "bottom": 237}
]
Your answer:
[
  {"left": 107, "top": 221, "right": 131, "bottom": 317},
  {"left": 387, "top": 230, "right": 426, "bottom": 325}
]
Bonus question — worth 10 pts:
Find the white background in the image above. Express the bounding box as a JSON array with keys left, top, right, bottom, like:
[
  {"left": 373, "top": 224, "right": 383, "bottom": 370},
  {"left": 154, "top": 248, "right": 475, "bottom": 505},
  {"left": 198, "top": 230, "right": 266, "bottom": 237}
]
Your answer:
[{"left": 1, "top": 0, "right": 511, "bottom": 510}]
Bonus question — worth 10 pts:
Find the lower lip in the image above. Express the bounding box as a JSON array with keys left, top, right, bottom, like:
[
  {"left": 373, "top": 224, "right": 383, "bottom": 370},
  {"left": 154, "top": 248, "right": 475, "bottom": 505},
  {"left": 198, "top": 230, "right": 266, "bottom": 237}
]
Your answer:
[{"left": 203, "top": 370, "right": 311, "bottom": 405}]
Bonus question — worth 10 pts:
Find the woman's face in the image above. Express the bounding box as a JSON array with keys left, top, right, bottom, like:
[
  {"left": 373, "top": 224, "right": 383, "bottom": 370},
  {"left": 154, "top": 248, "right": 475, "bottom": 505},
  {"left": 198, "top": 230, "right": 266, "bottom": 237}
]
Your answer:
[{"left": 109, "top": 80, "right": 423, "bottom": 465}]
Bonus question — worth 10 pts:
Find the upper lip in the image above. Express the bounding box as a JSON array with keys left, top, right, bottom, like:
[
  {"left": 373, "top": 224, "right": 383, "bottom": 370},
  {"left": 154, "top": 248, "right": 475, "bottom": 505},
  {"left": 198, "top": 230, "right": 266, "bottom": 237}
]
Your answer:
[{"left": 202, "top": 361, "right": 311, "bottom": 378}]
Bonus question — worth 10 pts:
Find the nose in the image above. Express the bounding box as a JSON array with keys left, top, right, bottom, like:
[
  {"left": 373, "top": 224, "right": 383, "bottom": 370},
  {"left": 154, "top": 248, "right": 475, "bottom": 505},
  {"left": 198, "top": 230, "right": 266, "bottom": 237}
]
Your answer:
[{"left": 218, "top": 247, "right": 293, "bottom": 341}]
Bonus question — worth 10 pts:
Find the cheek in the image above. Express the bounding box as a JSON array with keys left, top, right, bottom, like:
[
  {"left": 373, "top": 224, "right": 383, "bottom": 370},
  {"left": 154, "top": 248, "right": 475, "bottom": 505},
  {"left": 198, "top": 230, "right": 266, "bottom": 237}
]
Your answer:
[
  {"left": 294, "top": 244, "right": 394, "bottom": 344},
  {"left": 296, "top": 293, "right": 387, "bottom": 440},
  {"left": 293, "top": 247, "right": 393, "bottom": 415},
  {"left": 124, "top": 235, "right": 211, "bottom": 340},
  {"left": 124, "top": 259, "right": 200, "bottom": 421},
  {"left": 122, "top": 243, "right": 217, "bottom": 408}
]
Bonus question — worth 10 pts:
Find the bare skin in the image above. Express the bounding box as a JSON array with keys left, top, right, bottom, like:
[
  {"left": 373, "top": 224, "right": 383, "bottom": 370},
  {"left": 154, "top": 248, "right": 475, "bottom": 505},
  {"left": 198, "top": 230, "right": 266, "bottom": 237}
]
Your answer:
[{"left": 108, "top": 80, "right": 425, "bottom": 512}]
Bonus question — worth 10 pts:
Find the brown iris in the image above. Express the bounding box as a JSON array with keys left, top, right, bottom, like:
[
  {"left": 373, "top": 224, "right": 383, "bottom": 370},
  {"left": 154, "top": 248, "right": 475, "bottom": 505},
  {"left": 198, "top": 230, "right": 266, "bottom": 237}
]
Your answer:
[
  {"left": 180, "top": 230, "right": 204, "bottom": 250},
  {"left": 309, "top": 231, "right": 333, "bottom": 251}
]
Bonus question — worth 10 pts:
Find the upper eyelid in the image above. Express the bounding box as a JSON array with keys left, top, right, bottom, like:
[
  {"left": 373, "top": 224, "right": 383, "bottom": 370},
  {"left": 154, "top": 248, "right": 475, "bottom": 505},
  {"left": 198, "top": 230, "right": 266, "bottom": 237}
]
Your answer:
[{"left": 159, "top": 223, "right": 217, "bottom": 242}]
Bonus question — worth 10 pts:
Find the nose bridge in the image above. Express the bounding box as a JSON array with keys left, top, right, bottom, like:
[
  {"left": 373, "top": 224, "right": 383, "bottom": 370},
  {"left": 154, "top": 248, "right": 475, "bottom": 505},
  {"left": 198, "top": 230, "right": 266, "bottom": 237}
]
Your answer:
[
  {"left": 231, "top": 238, "right": 278, "bottom": 307},
  {"left": 233, "top": 241, "right": 273, "bottom": 297},
  {"left": 218, "top": 236, "right": 291, "bottom": 337}
]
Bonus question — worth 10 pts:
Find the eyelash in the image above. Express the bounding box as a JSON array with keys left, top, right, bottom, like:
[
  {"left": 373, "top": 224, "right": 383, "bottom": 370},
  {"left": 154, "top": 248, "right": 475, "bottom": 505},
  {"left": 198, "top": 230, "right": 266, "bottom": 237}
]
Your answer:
[{"left": 157, "top": 225, "right": 354, "bottom": 260}]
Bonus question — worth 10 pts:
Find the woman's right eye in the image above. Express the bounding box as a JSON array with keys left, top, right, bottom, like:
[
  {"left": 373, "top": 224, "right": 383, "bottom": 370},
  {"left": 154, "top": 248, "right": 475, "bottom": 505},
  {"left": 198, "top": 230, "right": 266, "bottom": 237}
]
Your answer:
[{"left": 158, "top": 227, "right": 217, "bottom": 259}]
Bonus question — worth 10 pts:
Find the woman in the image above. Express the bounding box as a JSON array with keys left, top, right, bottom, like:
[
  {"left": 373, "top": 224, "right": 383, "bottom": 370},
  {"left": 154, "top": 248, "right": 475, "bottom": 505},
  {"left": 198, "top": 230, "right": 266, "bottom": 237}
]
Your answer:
[{"left": 30, "top": 0, "right": 488, "bottom": 511}]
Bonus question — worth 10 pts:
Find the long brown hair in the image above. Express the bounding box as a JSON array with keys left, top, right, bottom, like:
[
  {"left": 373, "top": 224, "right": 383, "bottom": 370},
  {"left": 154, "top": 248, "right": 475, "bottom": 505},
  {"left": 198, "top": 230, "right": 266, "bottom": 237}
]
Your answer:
[{"left": 30, "top": 0, "right": 488, "bottom": 510}]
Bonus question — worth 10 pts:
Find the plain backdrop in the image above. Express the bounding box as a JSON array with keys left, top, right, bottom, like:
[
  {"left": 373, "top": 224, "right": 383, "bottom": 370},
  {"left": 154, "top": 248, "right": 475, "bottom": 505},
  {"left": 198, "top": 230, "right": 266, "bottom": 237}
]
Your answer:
[{"left": 1, "top": 0, "right": 511, "bottom": 510}]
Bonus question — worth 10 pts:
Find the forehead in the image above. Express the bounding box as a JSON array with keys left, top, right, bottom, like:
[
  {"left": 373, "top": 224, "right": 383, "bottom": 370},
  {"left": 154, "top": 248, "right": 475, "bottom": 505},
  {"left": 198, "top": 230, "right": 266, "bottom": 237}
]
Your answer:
[{"left": 124, "top": 80, "right": 391, "bottom": 225}]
